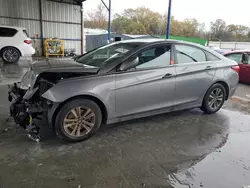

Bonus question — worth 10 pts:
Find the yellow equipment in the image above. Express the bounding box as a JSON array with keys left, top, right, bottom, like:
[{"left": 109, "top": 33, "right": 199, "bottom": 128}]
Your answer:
[{"left": 44, "top": 38, "right": 64, "bottom": 57}]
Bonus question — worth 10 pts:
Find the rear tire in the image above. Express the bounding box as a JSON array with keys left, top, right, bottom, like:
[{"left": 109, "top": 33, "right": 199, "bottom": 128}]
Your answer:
[
  {"left": 201, "top": 83, "right": 226, "bottom": 114},
  {"left": 1, "top": 47, "right": 20, "bottom": 63},
  {"left": 55, "top": 98, "right": 102, "bottom": 142}
]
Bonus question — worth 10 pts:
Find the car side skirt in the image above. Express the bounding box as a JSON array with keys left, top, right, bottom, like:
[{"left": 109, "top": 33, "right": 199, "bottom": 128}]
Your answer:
[{"left": 107, "top": 104, "right": 201, "bottom": 125}]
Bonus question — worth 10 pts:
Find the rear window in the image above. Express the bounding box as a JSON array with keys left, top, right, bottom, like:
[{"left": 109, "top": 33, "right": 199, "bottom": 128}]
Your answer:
[
  {"left": 206, "top": 51, "right": 221, "bottom": 61},
  {"left": 0, "top": 27, "right": 18, "bottom": 37},
  {"left": 23, "top": 30, "right": 29, "bottom": 37}
]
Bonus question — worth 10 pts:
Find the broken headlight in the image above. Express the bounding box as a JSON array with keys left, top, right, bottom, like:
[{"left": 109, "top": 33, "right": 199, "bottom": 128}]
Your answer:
[{"left": 20, "top": 70, "right": 37, "bottom": 90}]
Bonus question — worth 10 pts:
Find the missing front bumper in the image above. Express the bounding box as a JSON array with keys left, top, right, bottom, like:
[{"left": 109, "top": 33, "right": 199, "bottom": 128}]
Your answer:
[{"left": 8, "top": 83, "right": 43, "bottom": 141}]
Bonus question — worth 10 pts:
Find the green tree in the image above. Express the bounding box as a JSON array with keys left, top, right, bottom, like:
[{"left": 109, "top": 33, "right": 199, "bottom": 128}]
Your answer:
[
  {"left": 210, "top": 19, "right": 227, "bottom": 40},
  {"left": 112, "top": 14, "right": 146, "bottom": 34},
  {"left": 112, "top": 7, "right": 162, "bottom": 34},
  {"left": 86, "top": 4, "right": 250, "bottom": 42}
]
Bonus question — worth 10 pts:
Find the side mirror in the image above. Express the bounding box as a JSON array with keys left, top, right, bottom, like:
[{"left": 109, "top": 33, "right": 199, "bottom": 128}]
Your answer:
[
  {"left": 242, "top": 53, "right": 249, "bottom": 64},
  {"left": 72, "top": 55, "right": 82, "bottom": 61},
  {"left": 119, "top": 57, "right": 139, "bottom": 71}
]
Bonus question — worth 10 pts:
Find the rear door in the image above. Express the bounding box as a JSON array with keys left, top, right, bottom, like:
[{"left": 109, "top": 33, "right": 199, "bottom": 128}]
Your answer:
[
  {"left": 173, "top": 44, "right": 219, "bottom": 108},
  {"left": 114, "top": 43, "right": 176, "bottom": 118}
]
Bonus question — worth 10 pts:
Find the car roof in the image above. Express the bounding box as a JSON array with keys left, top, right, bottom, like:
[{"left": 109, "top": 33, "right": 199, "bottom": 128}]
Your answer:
[
  {"left": 119, "top": 38, "right": 205, "bottom": 47},
  {"left": 120, "top": 38, "right": 166, "bottom": 43},
  {"left": 0, "top": 25, "right": 26, "bottom": 30},
  {"left": 121, "top": 38, "right": 221, "bottom": 54}
]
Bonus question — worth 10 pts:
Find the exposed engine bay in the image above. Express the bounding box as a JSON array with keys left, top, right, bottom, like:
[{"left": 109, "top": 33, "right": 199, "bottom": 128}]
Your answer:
[{"left": 8, "top": 60, "right": 97, "bottom": 141}]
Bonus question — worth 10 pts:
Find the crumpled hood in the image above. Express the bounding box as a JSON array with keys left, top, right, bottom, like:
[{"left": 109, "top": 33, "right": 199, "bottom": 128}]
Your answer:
[{"left": 29, "top": 58, "right": 99, "bottom": 74}]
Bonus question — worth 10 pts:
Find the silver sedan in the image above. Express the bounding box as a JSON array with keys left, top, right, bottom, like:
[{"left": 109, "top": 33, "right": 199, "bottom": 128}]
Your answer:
[{"left": 9, "top": 39, "right": 239, "bottom": 142}]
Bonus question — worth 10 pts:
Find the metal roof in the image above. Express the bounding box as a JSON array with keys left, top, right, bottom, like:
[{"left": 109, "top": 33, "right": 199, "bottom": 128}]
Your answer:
[
  {"left": 48, "top": 0, "right": 84, "bottom": 5},
  {"left": 72, "top": 0, "right": 84, "bottom": 4}
]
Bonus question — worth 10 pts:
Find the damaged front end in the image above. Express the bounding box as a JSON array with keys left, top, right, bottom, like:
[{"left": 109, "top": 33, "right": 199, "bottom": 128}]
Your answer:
[
  {"left": 8, "top": 70, "right": 53, "bottom": 141},
  {"left": 8, "top": 61, "right": 98, "bottom": 141}
]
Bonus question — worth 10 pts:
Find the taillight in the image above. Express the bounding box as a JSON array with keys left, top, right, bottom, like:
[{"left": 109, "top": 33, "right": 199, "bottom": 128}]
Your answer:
[
  {"left": 24, "top": 40, "right": 32, "bottom": 44},
  {"left": 231, "top": 65, "right": 240, "bottom": 73}
]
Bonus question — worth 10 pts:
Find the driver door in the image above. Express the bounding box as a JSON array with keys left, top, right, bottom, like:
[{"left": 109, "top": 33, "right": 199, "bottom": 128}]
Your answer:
[{"left": 114, "top": 44, "right": 176, "bottom": 118}]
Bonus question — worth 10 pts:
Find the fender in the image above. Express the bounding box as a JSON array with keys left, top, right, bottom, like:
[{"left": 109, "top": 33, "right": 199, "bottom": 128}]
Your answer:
[{"left": 42, "top": 74, "right": 116, "bottom": 121}]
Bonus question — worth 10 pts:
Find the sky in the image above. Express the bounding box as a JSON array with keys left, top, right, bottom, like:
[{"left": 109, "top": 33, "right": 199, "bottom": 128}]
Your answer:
[{"left": 83, "top": 0, "right": 250, "bottom": 29}]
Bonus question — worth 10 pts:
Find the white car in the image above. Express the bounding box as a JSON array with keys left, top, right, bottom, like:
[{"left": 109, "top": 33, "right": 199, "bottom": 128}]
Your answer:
[{"left": 0, "top": 25, "right": 35, "bottom": 63}]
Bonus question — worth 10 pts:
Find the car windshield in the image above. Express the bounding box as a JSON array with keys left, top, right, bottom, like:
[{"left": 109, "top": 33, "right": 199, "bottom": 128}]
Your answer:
[{"left": 76, "top": 43, "right": 139, "bottom": 68}]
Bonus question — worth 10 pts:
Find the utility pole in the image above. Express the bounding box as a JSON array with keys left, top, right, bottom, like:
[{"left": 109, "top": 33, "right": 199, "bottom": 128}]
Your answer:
[{"left": 166, "top": 0, "right": 172, "bottom": 39}]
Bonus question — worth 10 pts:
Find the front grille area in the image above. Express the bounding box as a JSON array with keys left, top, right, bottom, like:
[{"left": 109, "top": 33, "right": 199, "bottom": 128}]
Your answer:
[{"left": 10, "top": 102, "right": 26, "bottom": 115}]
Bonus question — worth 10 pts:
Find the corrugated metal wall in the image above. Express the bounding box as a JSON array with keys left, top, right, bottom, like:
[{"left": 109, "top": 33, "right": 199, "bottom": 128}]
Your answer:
[
  {"left": 0, "top": 0, "right": 40, "bottom": 19},
  {"left": 0, "top": 18, "right": 41, "bottom": 36},
  {"left": 42, "top": 0, "right": 81, "bottom": 55},
  {"left": 42, "top": 1, "right": 81, "bottom": 23},
  {"left": 0, "top": 0, "right": 82, "bottom": 56}
]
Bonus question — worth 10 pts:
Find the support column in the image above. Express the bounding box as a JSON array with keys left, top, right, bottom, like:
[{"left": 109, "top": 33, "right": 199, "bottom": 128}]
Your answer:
[
  {"left": 107, "top": 0, "right": 111, "bottom": 43},
  {"left": 81, "top": 2, "right": 85, "bottom": 54},
  {"left": 39, "top": 0, "right": 44, "bottom": 56},
  {"left": 101, "top": 0, "right": 111, "bottom": 43}
]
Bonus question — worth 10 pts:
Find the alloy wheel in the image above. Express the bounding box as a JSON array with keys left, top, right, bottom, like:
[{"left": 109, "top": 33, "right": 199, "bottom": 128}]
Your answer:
[
  {"left": 208, "top": 88, "right": 224, "bottom": 110},
  {"left": 3, "top": 49, "right": 19, "bottom": 62},
  {"left": 63, "top": 106, "right": 96, "bottom": 137}
]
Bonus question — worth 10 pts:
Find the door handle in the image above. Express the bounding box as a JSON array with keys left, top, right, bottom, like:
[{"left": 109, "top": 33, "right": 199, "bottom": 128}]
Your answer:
[
  {"left": 205, "top": 66, "right": 213, "bottom": 70},
  {"left": 162, "top": 73, "right": 173, "bottom": 79}
]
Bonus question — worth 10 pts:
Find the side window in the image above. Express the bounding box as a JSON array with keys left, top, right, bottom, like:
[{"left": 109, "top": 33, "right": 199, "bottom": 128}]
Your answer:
[
  {"left": 134, "top": 45, "right": 171, "bottom": 69},
  {"left": 175, "top": 45, "right": 206, "bottom": 64},
  {"left": 206, "top": 52, "right": 221, "bottom": 61},
  {"left": 225, "top": 53, "right": 242, "bottom": 63},
  {"left": 0, "top": 27, "right": 18, "bottom": 37}
]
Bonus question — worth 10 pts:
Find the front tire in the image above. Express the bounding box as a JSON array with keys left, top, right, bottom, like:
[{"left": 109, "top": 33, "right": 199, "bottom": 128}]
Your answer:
[
  {"left": 55, "top": 99, "right": 102, "bottom": 142},
  {"left": 201, "top": 83, "right": 226, "bottom": 114},
  {"left": 1, "top": 47, "right": 20, "bottom": 63}
]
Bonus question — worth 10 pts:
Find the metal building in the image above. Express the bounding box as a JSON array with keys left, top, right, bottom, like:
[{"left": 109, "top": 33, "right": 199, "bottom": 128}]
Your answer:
[{"left": 0, "top": 0, "right": 84, "bottom": 56}]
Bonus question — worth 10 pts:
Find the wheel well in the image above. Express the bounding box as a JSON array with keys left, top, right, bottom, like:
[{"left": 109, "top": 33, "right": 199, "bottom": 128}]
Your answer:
[
  {"left": 51, "top": 95, "right": 108, "bottom": 129},
  {"left": 215, "top": 81, "right": 229, "bottom": 100},
  {"left": 0, "top": 46, "right": 22, "bottom": 57}
]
